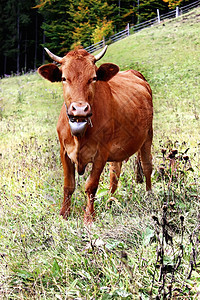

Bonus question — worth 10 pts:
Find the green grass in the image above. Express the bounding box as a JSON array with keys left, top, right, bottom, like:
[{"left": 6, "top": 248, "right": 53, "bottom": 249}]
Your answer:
[{"left": 0, "top": 8, "right": 200, "bottom": 299}]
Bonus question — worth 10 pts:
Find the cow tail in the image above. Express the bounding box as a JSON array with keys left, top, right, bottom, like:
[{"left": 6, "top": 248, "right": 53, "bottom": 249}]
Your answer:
[{"left": 135, "top": 152, "right": 144, "bottom": 184}]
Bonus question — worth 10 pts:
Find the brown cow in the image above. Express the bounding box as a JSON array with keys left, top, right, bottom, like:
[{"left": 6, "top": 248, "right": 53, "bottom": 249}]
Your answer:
[{"left": 38, "top": 46, "right": 153, "bottom": 223}]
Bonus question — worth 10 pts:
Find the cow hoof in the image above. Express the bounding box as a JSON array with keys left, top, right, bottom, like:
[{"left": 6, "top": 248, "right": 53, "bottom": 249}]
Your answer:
[
  {"left": 83, "top": 210, "right": 95, "bottom": 225},
  {"left": 145, "top": 190, "right": 153, "bottom": 200},
  {"left": 84, "top": 216, "right": 94, "bottom": 225},
  {"left": 60, "top": 209, "right": 70, "bottom": 220}
]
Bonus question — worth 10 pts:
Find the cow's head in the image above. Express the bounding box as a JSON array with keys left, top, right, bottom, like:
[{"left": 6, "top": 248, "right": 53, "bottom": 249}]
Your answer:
[{"left": 38, "top": 46, "right": 119, "bottom": 137}]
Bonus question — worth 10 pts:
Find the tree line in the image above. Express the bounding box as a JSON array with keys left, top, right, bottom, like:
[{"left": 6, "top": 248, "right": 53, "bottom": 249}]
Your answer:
[{"left": 0, "top": 0, "right": 194, "bottom": 76}]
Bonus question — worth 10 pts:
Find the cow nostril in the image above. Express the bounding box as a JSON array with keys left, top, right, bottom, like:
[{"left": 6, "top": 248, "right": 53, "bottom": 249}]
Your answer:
[
  {"left": 84, "top": 105, "right": 89, "bottom": 112},
  {"left": 72, "top": 106, "right": 76, "bottom": 111}
]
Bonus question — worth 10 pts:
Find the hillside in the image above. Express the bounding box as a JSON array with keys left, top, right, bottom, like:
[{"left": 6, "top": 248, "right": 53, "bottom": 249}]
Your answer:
[{"left": 0, "top": 7, "right": 200, "bottom": 299}]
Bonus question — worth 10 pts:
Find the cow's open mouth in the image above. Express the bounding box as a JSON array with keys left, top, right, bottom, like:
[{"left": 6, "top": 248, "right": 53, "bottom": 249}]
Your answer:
[
  {"left": 68, "top": 116, "right": 93, "bottom": 137},
  {"left": 69, "top": 117, "right": 88, "bottom": 123}
]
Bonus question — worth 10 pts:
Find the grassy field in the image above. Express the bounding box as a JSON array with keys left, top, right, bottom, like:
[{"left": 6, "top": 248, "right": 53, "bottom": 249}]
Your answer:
[{"left": 0, "top": 7, "right": 200, "bottom": 299}]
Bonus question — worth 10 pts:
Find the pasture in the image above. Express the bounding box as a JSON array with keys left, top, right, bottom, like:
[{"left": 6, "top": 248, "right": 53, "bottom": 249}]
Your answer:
[{"left": 0, "top": 7, "right": 200, "bottom": 299}]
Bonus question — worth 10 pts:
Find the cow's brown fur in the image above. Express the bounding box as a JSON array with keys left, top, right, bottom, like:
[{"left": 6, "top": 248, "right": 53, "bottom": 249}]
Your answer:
[{"left": 38, "top": 49, "right": 153, "bottom": 223}]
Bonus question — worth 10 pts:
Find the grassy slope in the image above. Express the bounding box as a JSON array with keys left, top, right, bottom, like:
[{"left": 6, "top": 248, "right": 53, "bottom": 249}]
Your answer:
[{"left": 0, "top": 8, "right": 200, "bottom": 299}]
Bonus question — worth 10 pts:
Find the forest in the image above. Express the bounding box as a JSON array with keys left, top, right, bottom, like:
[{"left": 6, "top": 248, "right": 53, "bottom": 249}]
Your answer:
[{"left": 0, "top": 0, "right": 195, "bottom": 76}]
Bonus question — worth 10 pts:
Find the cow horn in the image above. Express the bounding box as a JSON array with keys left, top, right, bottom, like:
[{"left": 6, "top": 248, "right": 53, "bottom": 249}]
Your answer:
[
  {"left": 94, "top": 46, "right": 108, "bottom": 62},
  {"left": 44, "top": 47, "right": 63, "bottom": 63}
]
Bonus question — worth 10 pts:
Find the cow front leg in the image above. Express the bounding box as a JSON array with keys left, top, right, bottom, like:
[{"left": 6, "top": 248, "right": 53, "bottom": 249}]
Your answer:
[
  {"left": 60, "top": 146, "right": 75, "bottom": 219},
  {"left": 84, "top": 157, "right": 106, "bottom": 224}
]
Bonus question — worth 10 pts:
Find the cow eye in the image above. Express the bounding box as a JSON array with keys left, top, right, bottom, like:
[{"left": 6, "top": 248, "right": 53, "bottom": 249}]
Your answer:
[
  {"left": 88, "top": 77, "right": 97, "bottom": 84},
  {"left": 62, "top": 77, "right": 71, "bottom": 84}
]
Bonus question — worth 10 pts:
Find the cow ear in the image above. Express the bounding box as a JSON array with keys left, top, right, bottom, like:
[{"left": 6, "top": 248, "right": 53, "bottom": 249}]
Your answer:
[
  {"left": 96, "top": 63, "right": 119, "bottom": 81},
  {"left": 38, "top": 64, "right": 62, "bottom": 82}
]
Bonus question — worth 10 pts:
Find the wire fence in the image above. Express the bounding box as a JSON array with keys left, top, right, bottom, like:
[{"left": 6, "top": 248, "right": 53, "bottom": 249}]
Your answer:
[{"left": 85, "top": 0, "right": 200, "bottom": 54}]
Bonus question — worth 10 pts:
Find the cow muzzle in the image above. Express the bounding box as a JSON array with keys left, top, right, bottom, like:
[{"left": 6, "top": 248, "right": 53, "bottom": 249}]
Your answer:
[{"left": 67, "top": 102, "right": 93, "bottom": 137}]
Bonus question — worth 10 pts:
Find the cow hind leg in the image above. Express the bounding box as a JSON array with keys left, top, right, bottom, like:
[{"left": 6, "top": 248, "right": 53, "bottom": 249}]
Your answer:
[
  {"left": 105, "top": 161, "right": 122, "bottom": 208},
  {"left": 140, "top": 130, "right": 153, "bottom": 191},
  {"left": 109, "top": 162, "right": 122, "bottom": 194}
]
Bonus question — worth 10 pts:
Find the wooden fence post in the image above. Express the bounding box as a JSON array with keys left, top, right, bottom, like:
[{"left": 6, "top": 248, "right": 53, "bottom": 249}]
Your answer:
[
  {"left": 157, "top": 9, "right": 160, "bottom": 23},
  {"left": 103, "top": 36, "right": 105, "bottom": 47},
  {"left": 127, "top": 23, "right": 130, "bottom": 35},
  {"left": 176, "top": 6, "right": 179, "bottom": 18}
]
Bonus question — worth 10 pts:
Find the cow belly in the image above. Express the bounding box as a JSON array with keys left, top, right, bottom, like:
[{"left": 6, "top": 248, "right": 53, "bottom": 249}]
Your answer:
[{"left": 108, "top": 132, "right": 147, "bottom": 162}]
